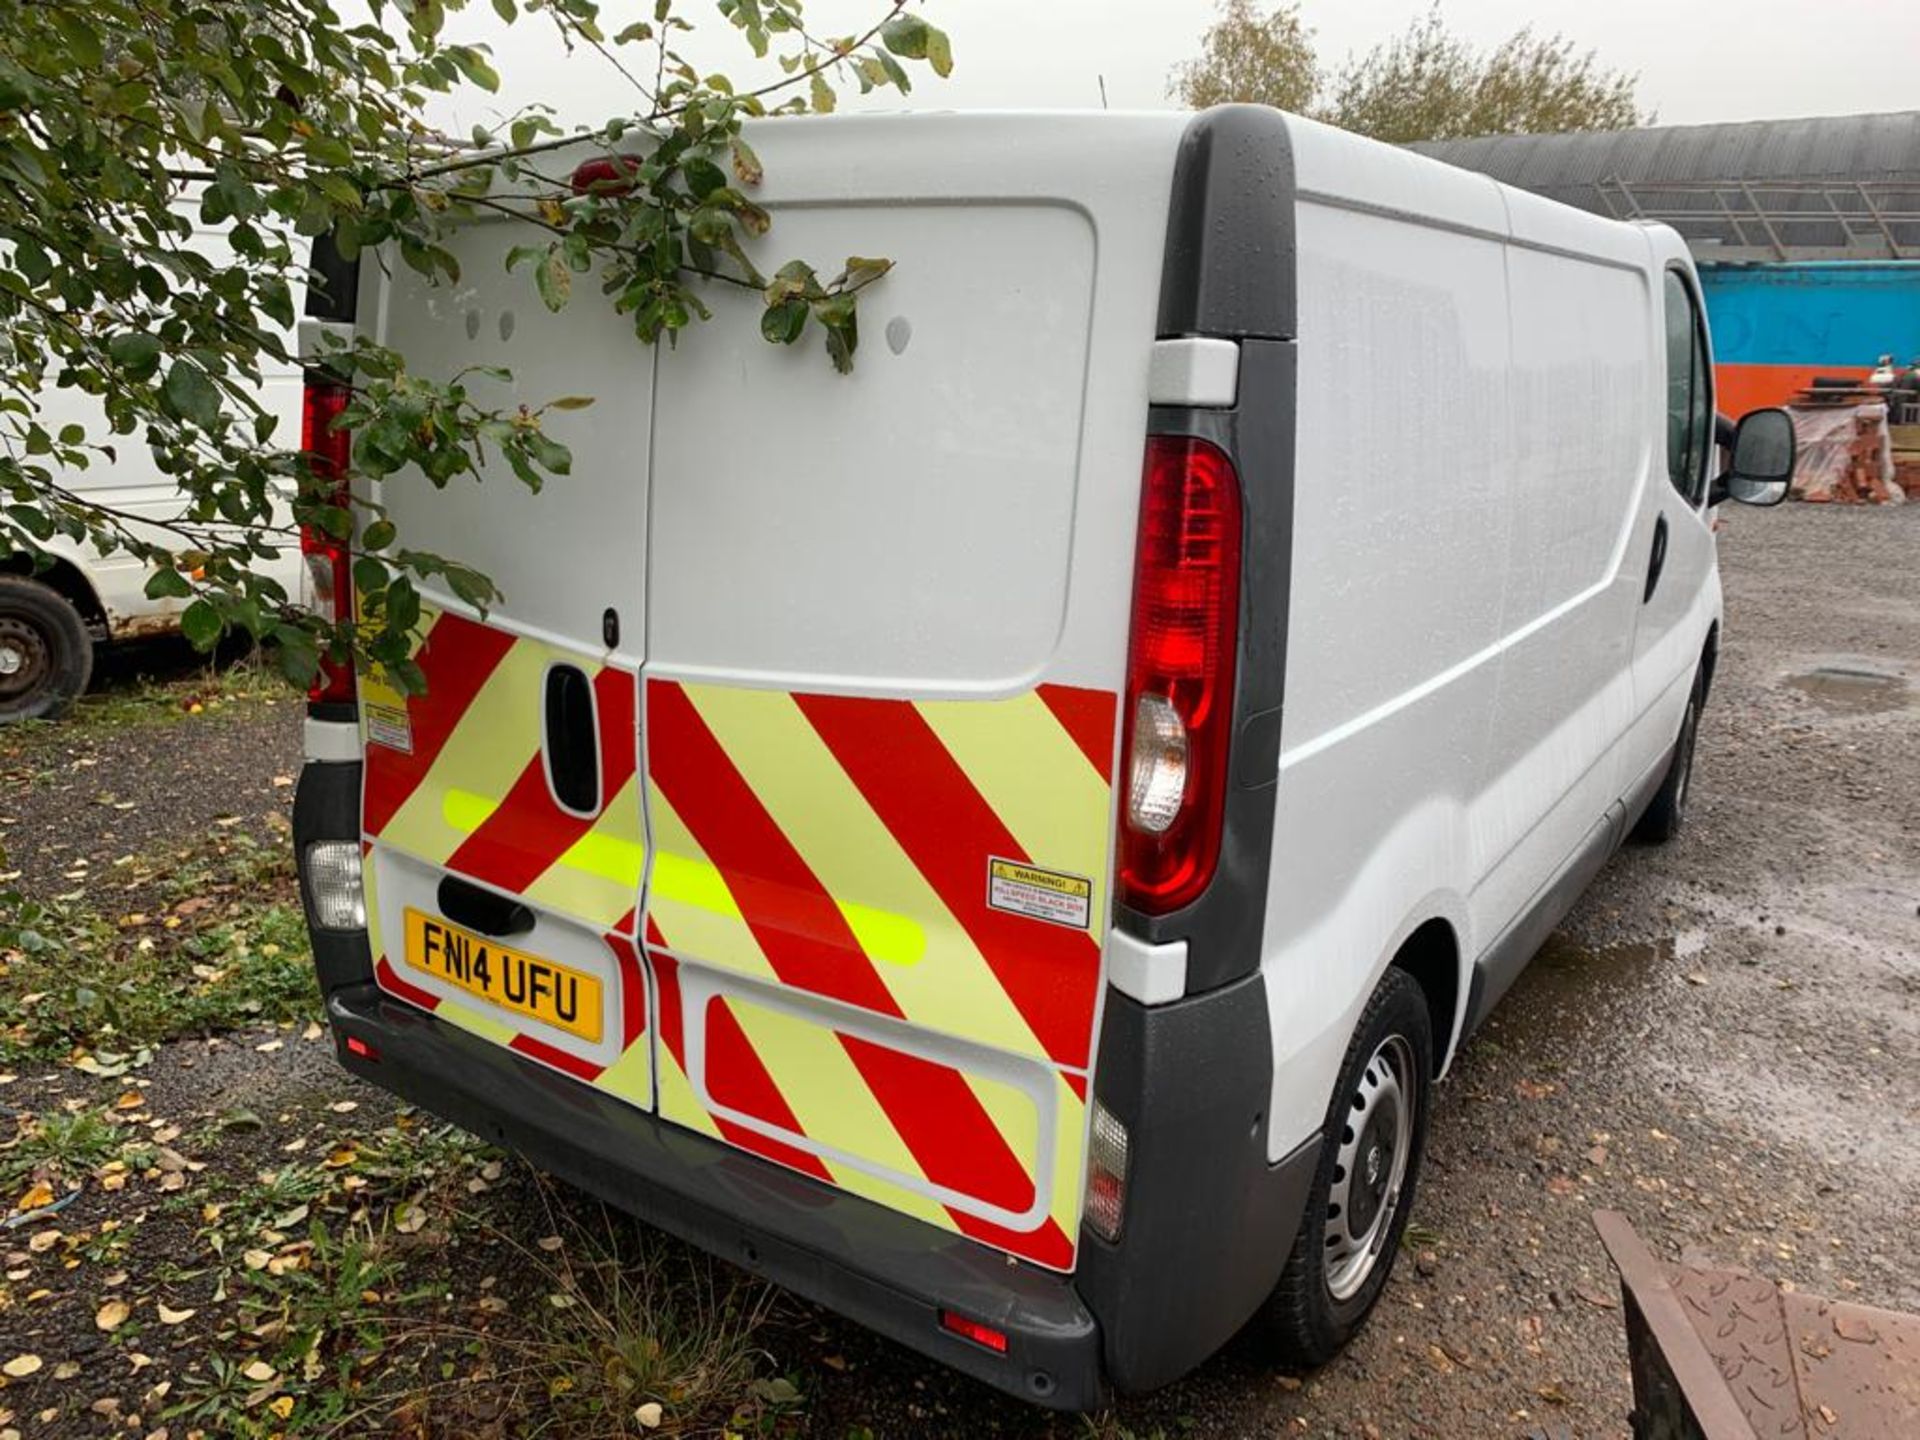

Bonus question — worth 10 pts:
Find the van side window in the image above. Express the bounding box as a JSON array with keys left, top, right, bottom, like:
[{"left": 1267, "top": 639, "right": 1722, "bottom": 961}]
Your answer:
[{"left": 1663, "top": 271, "right": 1714, "bottom": 504}]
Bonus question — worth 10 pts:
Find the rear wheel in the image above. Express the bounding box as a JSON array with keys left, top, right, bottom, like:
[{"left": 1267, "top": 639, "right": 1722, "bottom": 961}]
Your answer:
[
  {"left": 1631, "top": 673, "right": 1702, "bottom": 844},
  {"left": 0, "top": 576, "right": 94, "bottom": 723},
  {"left": 1266, "top": 967, "right": 1433, "bottom": 1367}
]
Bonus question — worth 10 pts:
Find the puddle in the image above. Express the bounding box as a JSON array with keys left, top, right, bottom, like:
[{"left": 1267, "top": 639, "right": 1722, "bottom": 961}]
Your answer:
[{"left": 1785, "top": 662, "right": 1913, "bottom": 714}]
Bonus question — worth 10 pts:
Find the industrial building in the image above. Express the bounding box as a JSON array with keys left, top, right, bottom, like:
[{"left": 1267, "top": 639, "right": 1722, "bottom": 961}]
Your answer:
[{"left": 1417, "top": 111, "right": 1920, "bottom": 417}]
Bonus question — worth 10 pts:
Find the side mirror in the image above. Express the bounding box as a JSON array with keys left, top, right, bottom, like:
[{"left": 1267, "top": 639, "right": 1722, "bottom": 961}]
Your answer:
[{"left": 1711, "top": 408, "right": 1795, "bottom": 508}]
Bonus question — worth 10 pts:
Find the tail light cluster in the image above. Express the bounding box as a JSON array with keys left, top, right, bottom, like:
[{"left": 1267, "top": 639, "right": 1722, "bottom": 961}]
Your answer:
[
  {"left": 1118, "top": 436, "right": 1243, "bottom": 916},
  {"left": 300, "top": 379, "right": 355, "bottom": 708}
]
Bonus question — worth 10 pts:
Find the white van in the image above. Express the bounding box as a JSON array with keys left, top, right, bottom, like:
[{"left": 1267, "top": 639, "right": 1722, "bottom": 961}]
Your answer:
[
  {"left": 292, "top": 107, "right": 1794, "bottom": 1406},
  {"left": 0, "top": 225, "right": 305, "bottom": 722}
]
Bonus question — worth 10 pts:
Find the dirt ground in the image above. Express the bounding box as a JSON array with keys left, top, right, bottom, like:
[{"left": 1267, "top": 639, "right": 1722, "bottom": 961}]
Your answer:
[{"left": 2, "top": 504, "right": 1915, "bottom": 1439}]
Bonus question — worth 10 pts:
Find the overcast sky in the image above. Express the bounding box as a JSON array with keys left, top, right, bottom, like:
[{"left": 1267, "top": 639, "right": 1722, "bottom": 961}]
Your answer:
[{"left": 427, "top": 0, "right": 1916, "bottom": 136}]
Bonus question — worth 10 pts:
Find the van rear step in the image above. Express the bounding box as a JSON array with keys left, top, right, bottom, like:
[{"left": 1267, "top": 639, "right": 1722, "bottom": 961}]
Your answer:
[{"left": 325, "top": 983, "right": 1104, "bottom": 1410}]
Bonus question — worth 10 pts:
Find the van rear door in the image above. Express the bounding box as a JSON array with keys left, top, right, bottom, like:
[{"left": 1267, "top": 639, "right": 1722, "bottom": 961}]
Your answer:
[
  {"left": 356, "top": 222, "right": 658, "bottom": 1106},
  {"left": 359, "top": 114, "right": 1181, "bottom": 1272}
]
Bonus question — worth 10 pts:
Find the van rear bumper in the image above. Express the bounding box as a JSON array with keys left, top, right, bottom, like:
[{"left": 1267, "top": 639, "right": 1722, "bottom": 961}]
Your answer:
[{"left": 324, "top": 982, "right": 1107, "bottom": 1409}]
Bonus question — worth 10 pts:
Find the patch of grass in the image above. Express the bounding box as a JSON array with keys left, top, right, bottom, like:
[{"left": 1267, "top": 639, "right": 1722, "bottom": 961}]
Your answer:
[
  {"left": 0, "top": 647, "right": 288, "bottom": 759},
  {"left": 401, "top": 1182, "right": 797, "bottom": 1439},
  {"left": 0, "top": 834, "right": 317, "bottom": 1062},
  {"left": 0, "top": 1102, "right": 123, "bottom": 1190}
]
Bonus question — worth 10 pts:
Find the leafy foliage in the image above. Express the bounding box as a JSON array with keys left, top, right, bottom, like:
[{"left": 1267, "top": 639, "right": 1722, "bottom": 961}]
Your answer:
[
  {"left": 1170, "top": 1, "right": 1649, "bottom": 144},
  {"left": 0, "top": 0, "right": 952, "bottom": 689}
]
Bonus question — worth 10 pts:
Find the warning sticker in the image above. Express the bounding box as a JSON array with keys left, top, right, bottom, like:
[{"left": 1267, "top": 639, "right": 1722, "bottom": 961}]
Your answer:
[
  {"left": 364, "top": 702, "right": 414, "bottom": 754},
  {"left": 987, "top": 858, "right": 1093, "bottom": 931}
]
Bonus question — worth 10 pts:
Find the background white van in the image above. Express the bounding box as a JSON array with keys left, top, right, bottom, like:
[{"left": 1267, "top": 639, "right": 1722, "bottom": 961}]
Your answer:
[{"left": 0, "top": 223, "right": 304, "bottom": 722}]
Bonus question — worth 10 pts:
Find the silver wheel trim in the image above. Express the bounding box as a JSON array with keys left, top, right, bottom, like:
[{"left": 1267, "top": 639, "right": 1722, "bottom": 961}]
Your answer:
[
  {"left": 0, "top": 643, "right": 20, "bottom": 676},
  {"left": 1323, "top": 1033, "right": 1417, "bottom": 1303}
]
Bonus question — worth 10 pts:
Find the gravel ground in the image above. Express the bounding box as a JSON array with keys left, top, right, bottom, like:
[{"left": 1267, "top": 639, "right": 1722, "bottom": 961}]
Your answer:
[{"left": 4, "top": 504, "right": 1914, "bottom": 1439}]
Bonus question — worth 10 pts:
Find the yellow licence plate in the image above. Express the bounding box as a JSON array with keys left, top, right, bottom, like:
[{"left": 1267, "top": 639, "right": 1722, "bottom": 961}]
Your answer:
[{"left": 402, "top": 908, "right": 603, "bottom": 1044}]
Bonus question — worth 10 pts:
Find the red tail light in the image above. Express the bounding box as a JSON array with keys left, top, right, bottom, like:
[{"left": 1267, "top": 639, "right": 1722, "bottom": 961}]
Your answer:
[
  {"left": 1118, "top": 436, "right": 1242, "bottom": 915},
  {"left": 300, "top": 379, "right": 355, "bottom": 708}
]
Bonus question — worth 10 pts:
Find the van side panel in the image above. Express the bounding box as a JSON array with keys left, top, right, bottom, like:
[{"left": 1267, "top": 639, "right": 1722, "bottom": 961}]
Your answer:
[
  {"left": 1261, "top": 123, "right": 1514, "bottom": 1158},
  {"left": 1469, "top": 195, "right": 1655, "bottom": 957}
]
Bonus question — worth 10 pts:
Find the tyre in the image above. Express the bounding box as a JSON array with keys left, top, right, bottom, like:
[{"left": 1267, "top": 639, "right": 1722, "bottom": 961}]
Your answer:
[
  {"left": 1266, "top": 966, "right": 1434, "bottom": 1368},
  {"left": 0, "top": 575, "right": 94, "bottom": 723},
  {"left": 1630, "top": 672, "right": 1702, "bottom": 845}
]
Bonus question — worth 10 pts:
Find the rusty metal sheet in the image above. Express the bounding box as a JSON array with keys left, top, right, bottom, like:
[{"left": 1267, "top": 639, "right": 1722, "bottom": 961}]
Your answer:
[
  {"left": 1597, "top": 1211, "right": 1920, "bottom": 1440},
  {"left": 1782, "top": 1291, "right": 1920, "bottom": 1436}
]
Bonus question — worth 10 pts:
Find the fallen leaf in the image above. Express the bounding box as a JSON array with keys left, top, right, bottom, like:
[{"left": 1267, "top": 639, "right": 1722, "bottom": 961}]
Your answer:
[
  {"left": 634, "top": 1402, "right": 663, "bottom": 1429},
  {"left": 15, "top": 1182, "right": 54, "bottom": 1213},
  {"left": 1, "top": 1355, "right": 41, "bottom": 1378},
  {"left": 156, "top": 1303, "right": 195, "bottom": 1326},
  {"left": 95, "top": 1299, "right": 131, "bottom": 1331},
  {"left": 536, "top": 1235, "right": 563, "bottom": 1252},
  {"left": 327, "top": 1101, "right": 358, "bottom": 1114},
  {"left": 1685, "top": 971, "right": 1709, "bottom": 986},
  {"left": 243, "top": 1249, "right": 272, "bottom": 1271},
  {"left": 113, "top": 1091, "right": 145, "bottom": 1110},
  {"left": 269, "top": 1395, "right": 295, "bottom": 1419},
  {"left": 323, "top": 1149, "right": 356, "bottom": 1169},
  {"left": 241, "top": 1361, "right": 276, "bottom": 1383},
  {"left": 28, "top": 1229, "right": 61, "bottom": 1253}
]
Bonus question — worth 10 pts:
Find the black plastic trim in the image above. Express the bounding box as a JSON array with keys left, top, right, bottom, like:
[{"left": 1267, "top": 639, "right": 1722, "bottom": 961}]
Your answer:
[
  {"left": 1464, "top": 801, "right": 1627, "bottom": 1038},
  {"left": 293, "top": 759, "right": 376, "bottom": 996},
  {"left": 305, "top": 231, "right": 360, "bottom": 324},
  {"left": 1155, "top": 106, "right": 1299, "bottom": 342},
  {"left": 1075, "top": 971, "right": 1318, "bottom": 1392},
  {"left": 325, "top": 984, "right": 1107, "bottom": 1410}
]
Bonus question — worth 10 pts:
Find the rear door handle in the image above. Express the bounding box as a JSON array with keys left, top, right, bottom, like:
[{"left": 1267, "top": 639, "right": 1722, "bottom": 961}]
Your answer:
[{"left": 1643, "top": 515, "right": 1668, "bottom": 604}]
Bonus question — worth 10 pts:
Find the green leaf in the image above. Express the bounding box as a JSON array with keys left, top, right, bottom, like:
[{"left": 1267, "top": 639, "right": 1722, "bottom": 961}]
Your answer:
[
  {"left": 162, "top": 361, "right": 222, "bottom": 429},
  {"left": 109, "top": 332, "right": 163, "bottom": 380},
  {"left": 682, "top": 157, "right": 728, "bottom": 201},
  {"left": 48, "top": 10, "right": 105, "bottom": 69},
  {"left": 362, "top": 519, "right": 397, "bottom": 551},
  {"left": 144, "top": 567, "right": 194, "bottom": 601},
  {"left": 925, "top": 25, "right": 954, "bottom": 78},
  {"left": 524, "top": 431, "right": 571, "bottom": 475},
  {"left": 809, "top": 71, "right": 836, "bottom": 114},
  {"left": 880, "top": 14, "right": 931, "bottom": 59},
  {"left": 760, "top": 298, "right": 808, "bottom": 345},
  {"left": 447, "top": 46, "right": 501, "bottom": 93},
  {"left": 546, "top": 396, "right": 595, "bottom": 411},
  {"left": 536, "top": 248, "right": 571, "bottom": 311},
  {"left": 180, "top": 599, "right": 223, "bottom": 650},
  {"left": 491, "top": 0, "right": 518, "bottom": 19}
]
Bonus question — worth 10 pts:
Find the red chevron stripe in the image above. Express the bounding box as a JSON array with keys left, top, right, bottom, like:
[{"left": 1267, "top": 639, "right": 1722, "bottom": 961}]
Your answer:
[
  {"left": 794, "top": 693, "right": 1102, "bottom": 1070},
  {"left": 646, "top": 681, "right": 897, "bottom": 1016},
  {"left": 509, "top": 1031, "right": 604, "bottom": 1083},
  {"left": 375, "top": 955, "right": 440, "bottom": 1012},
  {"left": 605, "top": 931, "right": 648, "bottom": 1050},
  {"left": 647, "top": 681, "right": 1068, "bottom": 1263},
  {"left": 443, "top": 666, "right": 637, "bottom": 897},
  {"left": 362, "top": 614, "right": 517, "bottom": 837},
  {"left": 651, "top": 948, "right": 833, "bottom": 1183},
  {"left": 1036, "top": 684, "right": 1119, "bottom": 778}
]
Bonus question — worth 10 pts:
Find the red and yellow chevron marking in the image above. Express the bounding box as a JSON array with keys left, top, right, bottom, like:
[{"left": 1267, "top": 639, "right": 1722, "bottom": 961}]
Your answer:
[
  {"left": 360, "top": 610, "right": 651, "bottom": 1102},
  {"left": 643, "top": 677, "right": 1117, "bottom": 1271},
  {"left": 360, "top": 610, "right": 646, "bottom": 936}
]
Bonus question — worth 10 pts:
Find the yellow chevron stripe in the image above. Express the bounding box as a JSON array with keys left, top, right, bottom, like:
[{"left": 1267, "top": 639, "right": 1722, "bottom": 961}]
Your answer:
[
  {"left": 644, "top": 788, "right": 774, "bottom": 979},
  {"left": 596, "top": 1028, "right": 654, "bottom": 1107},
  {"left": 654, "top": 1044, "right": 721, "bottom": 1138},
  {"left": 522, "top": 774, "right": 647, "bottom": 929},
  {"left": 681, "top": 683, "right": 1048, "bottom": 1059},
  {"left": 363, "top": 848, "right": 386, "bottom": 965},
  {"left": 915, "top": 692, "right": 1112, "bottom": 940},
  {"left": 376, "top": 637, "right": 550, "bottom": 864},
  {"left": 1046, "top": 1073, "right": 1088, "bottom": 1239},
  {"left": 714, "top": 995, "right": 951, "bottom": 1229}
]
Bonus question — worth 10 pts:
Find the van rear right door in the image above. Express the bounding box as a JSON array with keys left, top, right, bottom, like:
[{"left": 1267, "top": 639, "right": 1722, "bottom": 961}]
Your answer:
[{"left": 634, "top": 114, "right": 1180, "bottom": 1272}]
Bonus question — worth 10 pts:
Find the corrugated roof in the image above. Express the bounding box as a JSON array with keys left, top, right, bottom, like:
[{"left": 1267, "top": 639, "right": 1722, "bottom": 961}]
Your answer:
[{"left": 1413, "top": 112, "right": 1920, "bottom": 260}]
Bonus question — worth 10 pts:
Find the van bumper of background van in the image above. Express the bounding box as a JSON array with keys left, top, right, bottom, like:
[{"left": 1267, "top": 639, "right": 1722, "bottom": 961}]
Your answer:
[{"left": 324, "top": 982, "right": 1108, "bottom": 1409}]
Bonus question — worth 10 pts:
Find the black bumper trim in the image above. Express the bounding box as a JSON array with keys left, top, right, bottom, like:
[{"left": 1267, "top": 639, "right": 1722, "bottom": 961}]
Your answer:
[{"left": 325, "top": 984, "right": 1106, "bottom": 1410}]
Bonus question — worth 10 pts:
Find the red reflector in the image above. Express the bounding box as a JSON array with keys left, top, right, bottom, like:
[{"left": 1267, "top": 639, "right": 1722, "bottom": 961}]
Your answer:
[
  {"left": 939, "top": 1309, "right": 1009, "bottom": 1355},
  {"left": 1119, "top": 436, "right": 1243, "bottom": 914},
  {"left": 300, "top": 380, "right": 356, "bottom": 707},
  {"left": 344, "top": 1034, "right": 377, "bottom": 1061}
]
